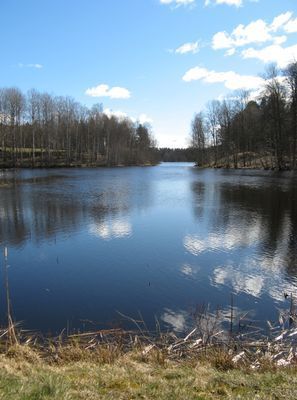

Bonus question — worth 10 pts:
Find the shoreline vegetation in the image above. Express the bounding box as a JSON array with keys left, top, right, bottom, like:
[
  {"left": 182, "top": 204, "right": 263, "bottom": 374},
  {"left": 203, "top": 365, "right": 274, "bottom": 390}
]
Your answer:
[
  {"left": 1, "top": 291, "right": 297, "bottom": 399},
  {"left": 1, "top": 242, "right": 297, "bottom": 393},
  {"left": 1, "top": 308, "right": 297, "bottom": 399},
  {"left": 190, "top": 62, "right": 297, "bottom": 172},
  {"left": 2, "top": 64, "right": 297, "bottom": 172},
  {"left": 196, "top": 152, "right": 297, "bottom": 170},
  {"left": 2, "top": 344, "right": 297, "bottom": 400},
  {"left": 0, "top": 87, "right": 158, "bottom": 169},
  {"left": 0, "top": 159, "right": 158, "bottom": 170}
]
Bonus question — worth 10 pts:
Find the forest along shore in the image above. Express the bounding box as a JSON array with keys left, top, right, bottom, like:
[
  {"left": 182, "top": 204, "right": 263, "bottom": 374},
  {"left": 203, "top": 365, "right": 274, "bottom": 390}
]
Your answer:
[
  {"left": 190, "top": 62, "right": 297, "bottom": 171},
  {"left": 0, "top": 159, "right": 159, "bottom": 169},
  {"left": 197, "top": 152, "right": 297, "bottom": 170},
  {"left": 0, "top": 87, "right": 158, "bottom": 168}
]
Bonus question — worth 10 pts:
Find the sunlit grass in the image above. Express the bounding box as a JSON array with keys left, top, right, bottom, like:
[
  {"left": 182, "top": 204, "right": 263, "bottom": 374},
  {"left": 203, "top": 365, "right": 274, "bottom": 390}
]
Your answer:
[{"left": 0, "top": 343, "right": 297, "bottom": 399}]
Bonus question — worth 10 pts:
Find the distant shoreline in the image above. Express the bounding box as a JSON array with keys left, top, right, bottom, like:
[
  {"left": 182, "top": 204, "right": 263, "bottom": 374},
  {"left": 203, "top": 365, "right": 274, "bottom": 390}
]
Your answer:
[
  {"left": 0, "top": 161, "right": 158, "bottom": 171},
  {"left": 195, "top": 153, "right": 297, "bottom": 172},
  {"left": 196, "top": 164, "right": 297, "bottom": 172}
]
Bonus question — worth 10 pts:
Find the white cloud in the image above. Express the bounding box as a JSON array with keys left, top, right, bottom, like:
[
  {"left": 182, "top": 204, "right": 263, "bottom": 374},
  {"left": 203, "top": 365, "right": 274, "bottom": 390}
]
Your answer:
[
  {"left": 182, "top": 66, "right": 264, "bottom": 90},
  {"left": 270, "top": 11, "right": 292, "bottom": 32},
  {"left": 138, "top": 113, "right": 153, "bottom": 124},
  {"left": 175, "top": 41, "right": 199, "bottom": 54},
  {"left": 163, "top": 0, "right": 256, "bottom": 8},
  {"left": 212, "top": 20, "right": 272, "bottom": 50},
  {"left": 225, "top": 48, "right": 236, "bottom": 56},
  {"left": 212, "top": 32, "right": 234, "bottom": 50},
  {"left": 160, "top": 0, "right": 195, "bottom": 6},
  {"left": 18, "top": 63, "right": 43, "bottom": 69},
  {"left": 85, "top": 84, "right": 131, "bottom": 99},
  {"left": 205, "top": 0, "right": 243, "bottom": 7},
  {"left": 212, "top": 12, "right": 296, "bottom": 51},
  {"left": 103, "top": 108, "right": 129, "bottom": 120},
  {"left": 242, "top": 43, "right": 297, "bottom": 68},
  {"left": 284, "top": 17, "right": 297, "bottom": 33},
  {"left": 273, "top": 36, "right": 287, "bottom": 45},
  {"left": 103, "top": 108, "right": 153, "bottom": 125}
]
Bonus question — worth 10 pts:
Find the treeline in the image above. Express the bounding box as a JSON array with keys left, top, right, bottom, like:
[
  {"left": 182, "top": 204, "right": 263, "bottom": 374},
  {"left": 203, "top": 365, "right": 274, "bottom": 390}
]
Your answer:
[
  {"left": 190, "top": 62, "right": 297, "bottom": 170},
  {"left": 157, "top": 147, "right": 197, "bottom": 162},
  {"left": 0, "top": 88, "right": 157, "bottom": 168}
]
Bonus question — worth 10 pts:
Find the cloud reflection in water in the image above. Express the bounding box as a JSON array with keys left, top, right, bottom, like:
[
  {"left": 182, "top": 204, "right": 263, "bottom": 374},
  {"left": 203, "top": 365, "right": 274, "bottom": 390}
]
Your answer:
[
  {"left": 183, "top": 222, "right": 262, "bottom": 255},
  {"left": 161, "top": 308, "right": 188, "bottom": 332},
  {"left": 89, "top": 218, "right": 132, "bottom": 240},
  {"left": 212, "top": 256, "right": 297, "bottom": 302}
]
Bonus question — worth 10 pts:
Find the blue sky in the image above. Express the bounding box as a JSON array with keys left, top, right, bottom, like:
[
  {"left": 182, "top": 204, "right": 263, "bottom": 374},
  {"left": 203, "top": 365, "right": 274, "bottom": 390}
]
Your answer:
[{"left": 1, "top": 0, "right": 297, "bottom": 147}]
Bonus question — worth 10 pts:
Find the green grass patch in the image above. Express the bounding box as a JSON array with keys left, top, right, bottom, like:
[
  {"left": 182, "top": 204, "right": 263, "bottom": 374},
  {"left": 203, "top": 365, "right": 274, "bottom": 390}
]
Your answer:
[{"left": 0, "top": 354, "right": 297, "bottom": 399}]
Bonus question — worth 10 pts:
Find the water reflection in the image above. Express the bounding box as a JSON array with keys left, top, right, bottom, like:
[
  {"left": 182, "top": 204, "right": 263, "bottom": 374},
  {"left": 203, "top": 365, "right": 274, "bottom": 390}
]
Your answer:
[
  {"left": 188, "top": 170, "right": 297, "bottom": 303},
  {"left": 89, "top": 218, "right": 132, "bottom": 240},
  {"left": 212, "top": 260, "right": 297, "bottom": 302},
  {"left": 0, "top": 169, "right": 150, "bottom": 247},
  {"left": 180, "top": 263, "right": 198, "bottom": 278},
  {"left": 183, "top": 222, "right": 261, "bottom": 255},
  {"left": 212, "top": 264, "right": 265, "bottom": 298},
  {"left": 219, "top": 182, "right": 297, "bottom": 268},
  {"left": 0, "top": 177, "right": 87, "bottom": 247},
  {"left": 161, "top": 309, "right": 188, "bottom": 332},
  {"left": 0, "top": 165, "right": 296, "bottom": 333}
]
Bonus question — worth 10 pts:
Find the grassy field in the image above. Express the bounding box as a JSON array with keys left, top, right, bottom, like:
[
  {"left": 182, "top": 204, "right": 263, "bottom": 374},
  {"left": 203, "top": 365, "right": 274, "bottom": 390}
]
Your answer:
[{"left": 0, "top": 344, "right": 296, "bottom": 400}]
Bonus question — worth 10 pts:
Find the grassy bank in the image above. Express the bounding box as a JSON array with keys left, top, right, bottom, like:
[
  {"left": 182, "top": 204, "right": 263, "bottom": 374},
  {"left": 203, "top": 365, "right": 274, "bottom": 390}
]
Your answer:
[
  {"left": 0, "top": 314, "right": 296, "bottom": 400},
  {"left": 1, "top": 291, "right": 296, "bottom": 398},
  {"left": 0, "top": 343, "right": 296, "bottom": 400}
]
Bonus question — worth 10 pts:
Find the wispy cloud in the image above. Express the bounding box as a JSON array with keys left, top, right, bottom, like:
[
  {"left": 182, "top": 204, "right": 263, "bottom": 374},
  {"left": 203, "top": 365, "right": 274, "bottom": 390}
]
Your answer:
[
  {"left": 175, "top": 41, "right": 200, "bottom": 54},
  {"left": 162, "top": 0, "right": 252, "bottom": 6},
  {"left": 225, "top": 48, "right": 236, "bottom": 56},
  {"left": 205, "top": 0, "right": 243, "bottom": 7},
  {"left": 18, "top": 63, "right": 43, "bottom": 69},
  {"left": 182, "top": 66, "right": 264, "bottom": 90},
  {"left": 85, "top": 84, "right": 131, "bottom": 99},
  {"left": 160, "top": 0, "right": 195, "bottom": 6}
]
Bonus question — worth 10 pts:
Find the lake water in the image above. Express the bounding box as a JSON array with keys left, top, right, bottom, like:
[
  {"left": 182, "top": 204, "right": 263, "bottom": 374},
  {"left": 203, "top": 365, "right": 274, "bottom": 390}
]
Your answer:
[{"left": 0, "top": 163, "right": 297, "bottom": 334}]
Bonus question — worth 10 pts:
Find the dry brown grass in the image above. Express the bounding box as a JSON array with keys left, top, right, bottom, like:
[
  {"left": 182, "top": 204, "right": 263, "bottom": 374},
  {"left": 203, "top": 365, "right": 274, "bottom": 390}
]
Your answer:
[
  {"left": 1, "top": 346, "right": 297, "bottom": 400},
  {"left": 1, "top": 305, "right": 297, "bottom": 398}
]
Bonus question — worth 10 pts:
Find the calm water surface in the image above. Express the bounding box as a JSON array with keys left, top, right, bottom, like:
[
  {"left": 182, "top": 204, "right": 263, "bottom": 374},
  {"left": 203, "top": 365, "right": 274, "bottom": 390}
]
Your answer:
[{"left": 0, "top": 163, "right": 296, "bottom": 334}]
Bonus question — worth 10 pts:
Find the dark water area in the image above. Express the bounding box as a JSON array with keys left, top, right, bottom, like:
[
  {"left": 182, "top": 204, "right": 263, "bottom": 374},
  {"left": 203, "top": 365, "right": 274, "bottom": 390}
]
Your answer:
[{"left": 0, "top": 163, "right": 297, "bottom": 334}]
